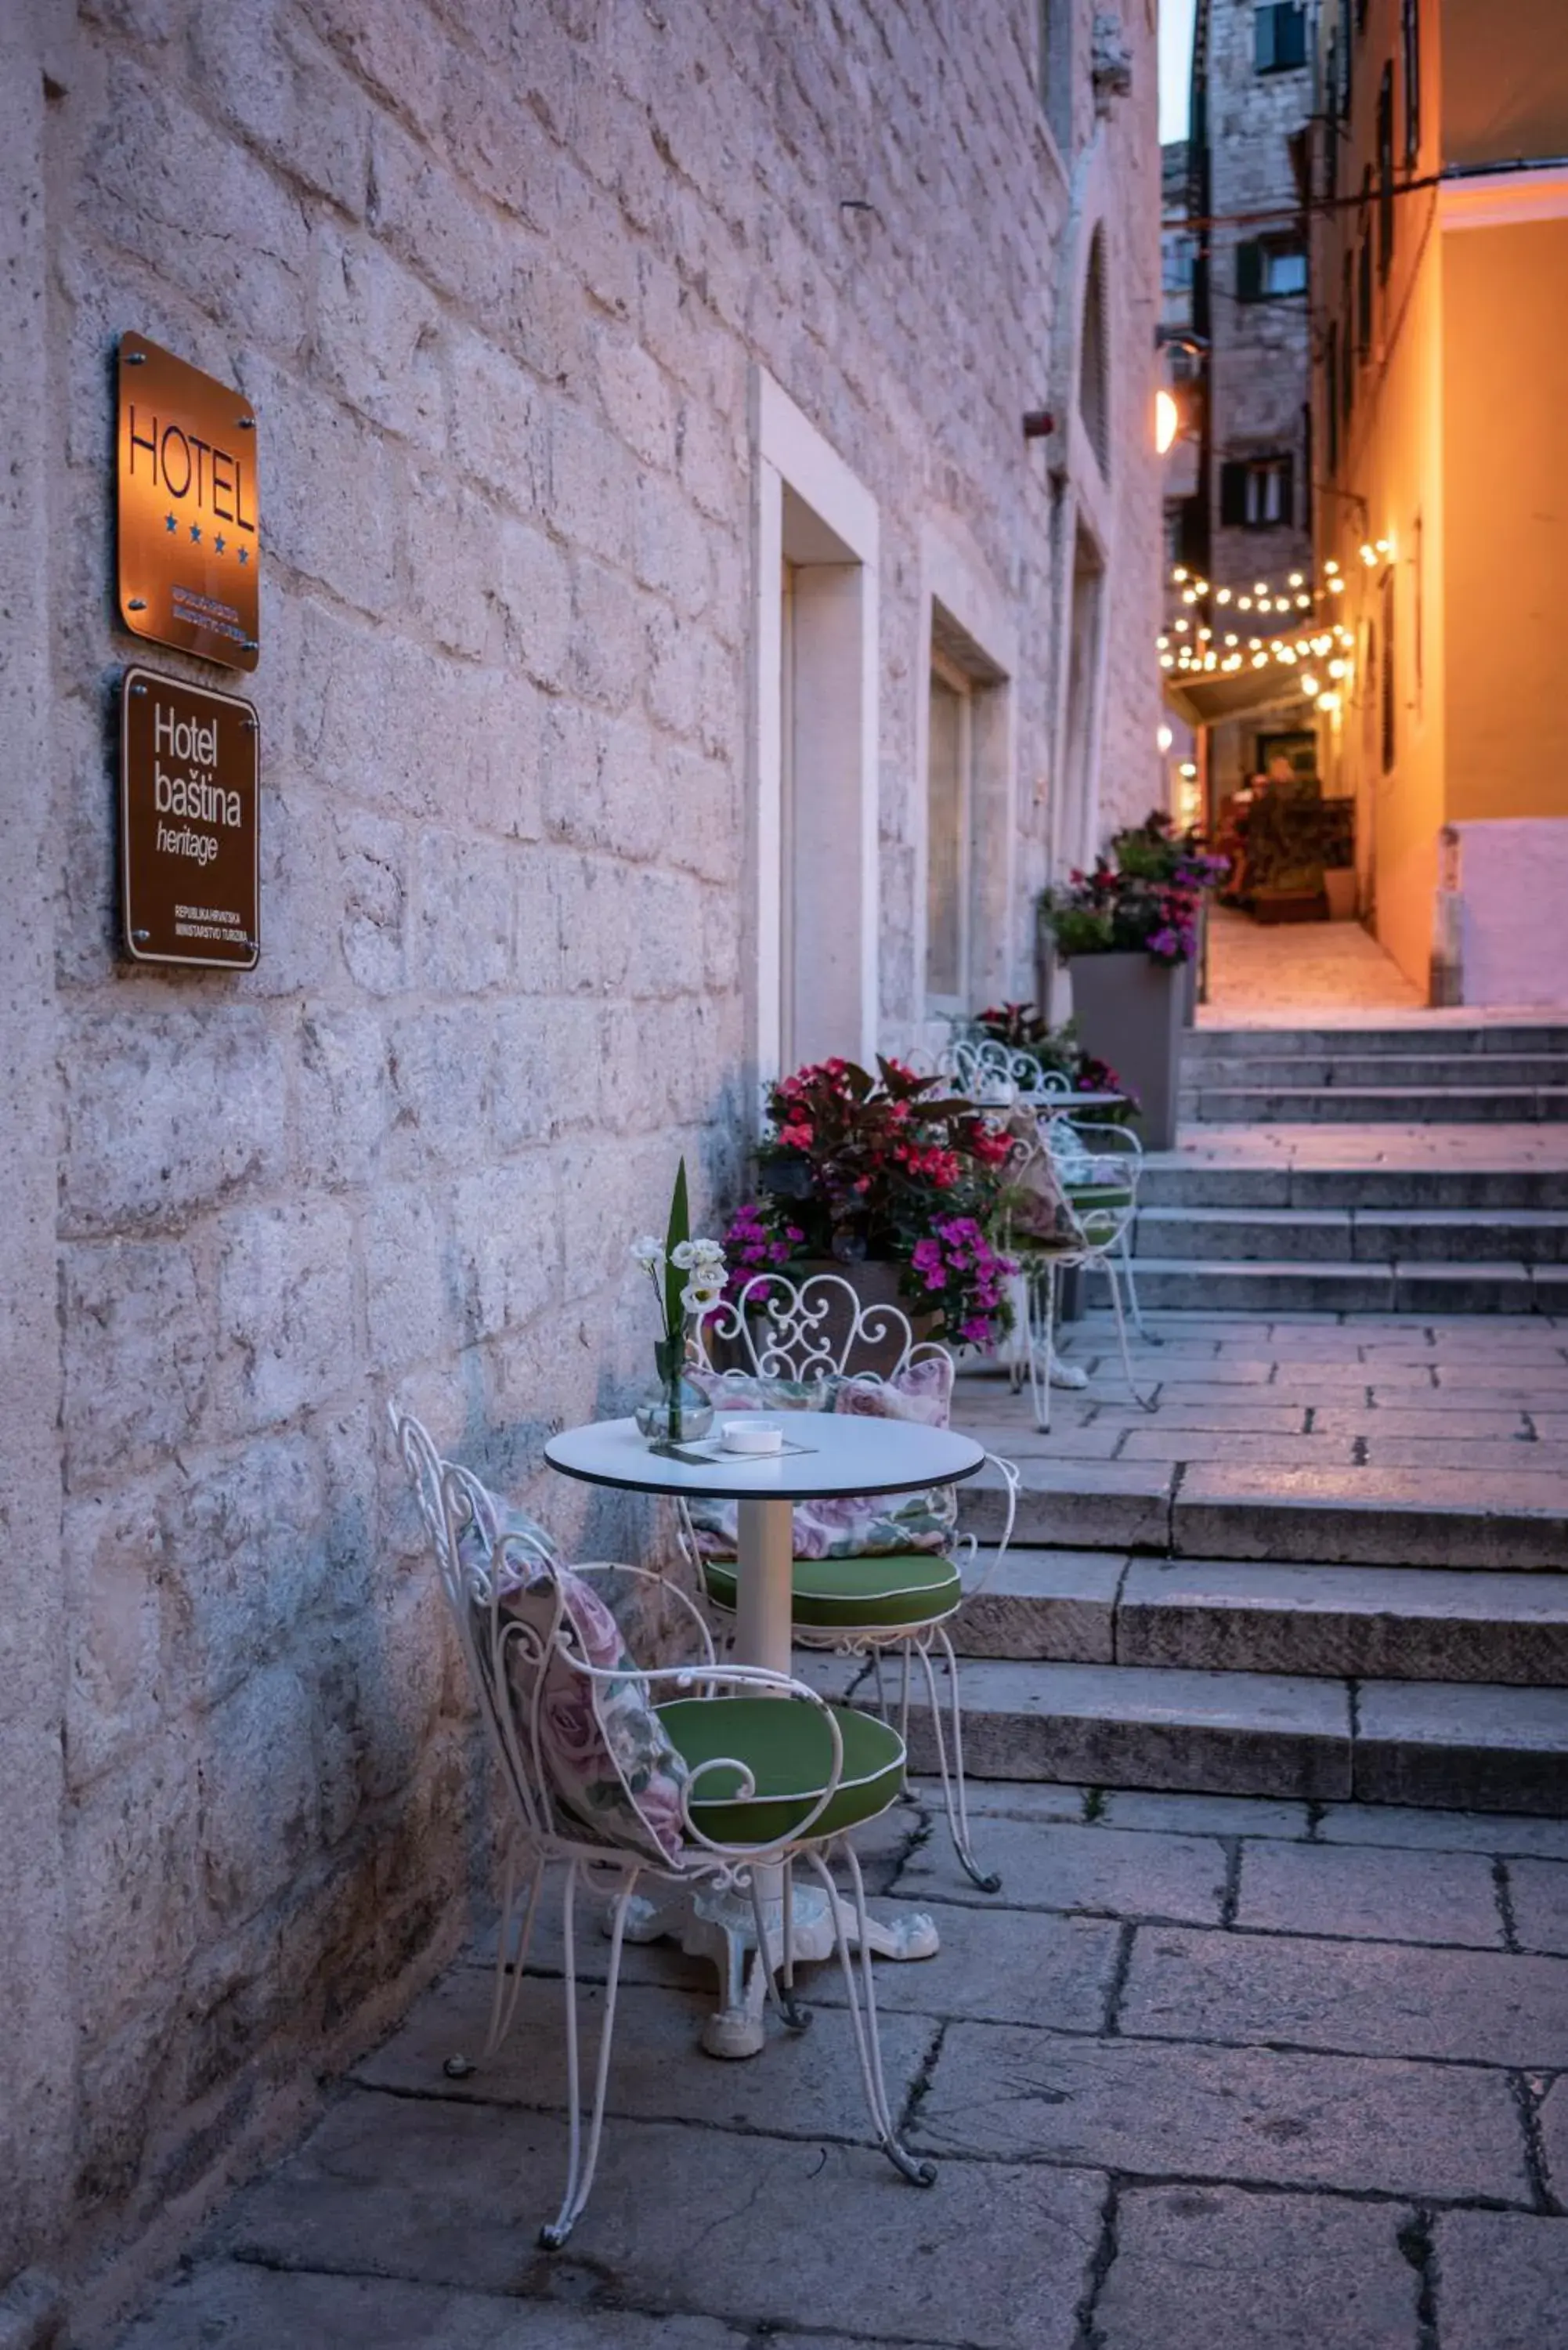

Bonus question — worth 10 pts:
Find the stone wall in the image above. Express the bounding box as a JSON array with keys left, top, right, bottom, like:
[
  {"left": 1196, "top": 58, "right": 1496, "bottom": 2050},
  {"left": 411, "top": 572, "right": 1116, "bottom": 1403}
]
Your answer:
[{"left": 1, "top": 0, "right": 1158, "bottom": 2326}]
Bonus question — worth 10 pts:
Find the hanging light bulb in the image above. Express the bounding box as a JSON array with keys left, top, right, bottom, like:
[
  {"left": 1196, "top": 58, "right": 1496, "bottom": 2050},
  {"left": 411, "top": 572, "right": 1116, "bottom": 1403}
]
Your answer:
[
  {"left": 1238, "top": 595, "right": 1253, "bottom": 610},
  {"left": 1302, "top": 674, "right": 1320, "bottom": 695},
  {"left": 1288, "top": 572, "right": 1304, "bottom": 588},
  {"left": 1216, "top": 587, "right": 1232, "bottom": 605}
]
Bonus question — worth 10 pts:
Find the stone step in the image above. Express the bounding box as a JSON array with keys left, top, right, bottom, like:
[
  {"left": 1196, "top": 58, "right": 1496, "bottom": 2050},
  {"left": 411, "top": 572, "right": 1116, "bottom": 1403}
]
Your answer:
[
  {"left": 895, "top": 1655, "right": 1568, "bottom": 1811},
  {"left": 1187, "top": 1023, "right": 1568, "bottom": 1059},
  {"left": 1181, "top": 1085, "right": 1568, "bottom": 1124},
  {"left": 1132, "top": 1205, "right": 1568, "bottom": 1265},
  {"left": 948, "top": 1547, "right": 1568, "bottom": 1685},
  {"left": 1139, "top": 1160, "right": 1568, "bottom": 1211},
  {"left": 1184, "top": 1054, "right": 1568, "bottom": 1090},
  {"left": 958, "top": 1453, "right": 1568, "bottom": 1571},
  {"left": 1086, "top": 1255, "right": 1566, "bottom": 1314}
]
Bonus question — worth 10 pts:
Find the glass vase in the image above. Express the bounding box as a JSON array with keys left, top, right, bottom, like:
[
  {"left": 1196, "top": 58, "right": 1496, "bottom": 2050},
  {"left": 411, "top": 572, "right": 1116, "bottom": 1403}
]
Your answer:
[{"left": 634, "top": 1336, "right": 714, "bottom": 1445}]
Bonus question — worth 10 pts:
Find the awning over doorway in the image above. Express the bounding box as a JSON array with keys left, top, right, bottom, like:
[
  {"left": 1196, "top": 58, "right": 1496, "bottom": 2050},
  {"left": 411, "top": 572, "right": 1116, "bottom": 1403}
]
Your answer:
[{"left": 1163, "top": 669, "right": 1316, "bottom": 731}]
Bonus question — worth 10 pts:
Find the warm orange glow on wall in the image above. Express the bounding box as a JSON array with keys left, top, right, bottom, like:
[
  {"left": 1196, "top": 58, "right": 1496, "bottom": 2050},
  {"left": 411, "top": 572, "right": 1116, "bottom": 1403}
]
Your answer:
[{"left": 1155, "top": 389, "right": 1179, "bottom": 453}]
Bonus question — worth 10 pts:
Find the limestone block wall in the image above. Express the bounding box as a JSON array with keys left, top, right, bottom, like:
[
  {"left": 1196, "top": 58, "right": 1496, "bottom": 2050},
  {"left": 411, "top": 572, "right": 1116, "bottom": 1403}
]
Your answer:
[{"left": 1, "top": 0, "right": 1157, "bottom": 2323}]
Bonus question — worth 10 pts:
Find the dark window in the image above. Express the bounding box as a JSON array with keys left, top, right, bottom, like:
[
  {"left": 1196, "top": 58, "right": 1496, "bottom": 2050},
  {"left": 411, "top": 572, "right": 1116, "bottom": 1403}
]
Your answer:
[
  {"left": 1339, "top": 12, "right": 1353, "bottom": 117},
  {"left": 1236, "top": 237, "right": 1308, "bottom": 300},
  {"left": 1220, "top": 454, "right": 1295, "bottom": 530},
  {"left": 1402, "top": 0, "right": 1421, "bottom": 159},
  {"left": 1324, "top": 321, "right": 1340, "bottom": 472},
  {"left": 1355, "top": 0, "right": 1368, "bottom": 31},
  {"left": 1323, "top": 38, "right": 1341, "bottom": 195},
  {"left": 1255, "top": 2, "right": 1307, "bottom": 73},
  {"left": 1377, "top": 65, "right": 1395, "bottom": 274},
  {"left": 1341, "top": 253, "right": 1356, "bottom": 424},
  {"left": 1357, "top": 232, "right": 1372, "bottom": 356}
]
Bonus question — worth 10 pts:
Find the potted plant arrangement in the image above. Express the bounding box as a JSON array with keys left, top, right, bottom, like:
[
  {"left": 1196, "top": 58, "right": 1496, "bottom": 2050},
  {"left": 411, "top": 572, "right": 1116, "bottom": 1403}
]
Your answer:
[
  {"left": 1039, "top": 812, "right": 1227, "bottom": 1149},
  {"left": 722, "top": 1056, "right": 1016, "bottom": 1362},
  {"left": 628, "top": 1159, "right": 728, "bottom": 1444}
]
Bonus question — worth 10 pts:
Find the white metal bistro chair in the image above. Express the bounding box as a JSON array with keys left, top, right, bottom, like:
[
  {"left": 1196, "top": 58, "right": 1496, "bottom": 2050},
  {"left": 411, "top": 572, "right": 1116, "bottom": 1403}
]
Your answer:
[
  {"left": 1000, "top": 1114, "right": 1155, "bottom": 1431},
  {"left": 676, "top": 1274, "right": 1021, "bottom": 1894},
  {"left": 391, "top": 1408, "right": 934, "bottom": 2249}
]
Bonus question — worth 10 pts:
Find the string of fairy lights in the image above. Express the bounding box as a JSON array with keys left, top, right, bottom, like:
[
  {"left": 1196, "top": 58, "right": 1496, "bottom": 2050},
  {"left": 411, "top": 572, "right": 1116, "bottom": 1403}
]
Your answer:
[{"left": 1158, "top": 540, "right": 1396, "bottom": 714}]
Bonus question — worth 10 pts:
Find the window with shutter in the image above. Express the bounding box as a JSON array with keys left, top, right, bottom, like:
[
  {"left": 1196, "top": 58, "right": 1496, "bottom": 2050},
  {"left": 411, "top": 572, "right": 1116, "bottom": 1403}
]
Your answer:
[
  {"left": 1236, "top": 241, "right": 1264, "bottom": 302},
  {"left": 1219, "top": 462, "right": 1247, "bottom": 528},
  {"left": 1378, "top": 66, "right": 1395, "bottom": 275},
  {"left": 1255, "top": 2, "right": 1307, "bottom": 72}
]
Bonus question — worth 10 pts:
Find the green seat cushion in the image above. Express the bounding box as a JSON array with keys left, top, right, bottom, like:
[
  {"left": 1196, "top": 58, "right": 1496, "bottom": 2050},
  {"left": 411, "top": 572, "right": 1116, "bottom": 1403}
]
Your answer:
[
  {"left": 701, "top": 1549, "right": 963, "bottom": 1631},
  {"left": 1064, "top": 1184, "right": 1133, "bottom": 1213},
  {"left": 658, "top": 1697, "right": 905, "bottom": 1847}
]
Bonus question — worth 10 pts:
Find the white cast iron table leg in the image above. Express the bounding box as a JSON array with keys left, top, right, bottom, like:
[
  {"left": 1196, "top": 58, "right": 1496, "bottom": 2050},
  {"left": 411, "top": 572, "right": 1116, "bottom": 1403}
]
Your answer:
[{"left": 692, "top": 1493, "right": 938, "bottom": 2059}]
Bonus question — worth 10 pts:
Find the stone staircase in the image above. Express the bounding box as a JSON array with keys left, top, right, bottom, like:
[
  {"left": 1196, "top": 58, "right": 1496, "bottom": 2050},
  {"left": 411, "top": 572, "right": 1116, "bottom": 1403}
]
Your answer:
[
  {"left": 919, "top": 1022, "right": 1568, "bottom": 1815},
  {"left": 1180, "top": 1021, "right": 1568, "bottom": 1124}
]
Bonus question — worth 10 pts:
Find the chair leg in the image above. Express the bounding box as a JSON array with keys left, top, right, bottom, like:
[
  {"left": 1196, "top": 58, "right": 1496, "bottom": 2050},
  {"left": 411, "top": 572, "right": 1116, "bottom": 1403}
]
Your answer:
[
  {"left": 1026, "top": 1258, "right": 1057, "bottom": 1434},
  {"left": 540, "top": 1863, "right": 638, "bottom": 2251},
  {"left": 916, "top": 1632, "right": 1000, "bottom": 1893},
  {"left": 1006, "top": 1267, "right": 1030, "bottom": 1393},
  {"left": 483, "top": 1845, "right": 545, "bottom": 2062},
  {"left": 746, "top": 1864, "right": 811, "bottom": 2034},
  {"left": 803, "top": 1844, "right": 935, "bottom": 2188},
  {"left": 1104, "top": 1256, "right": 1156, "bottom": 1413},
  {"left": 1118, "top": 1227, "right": 1154, "bottom": 1343}
]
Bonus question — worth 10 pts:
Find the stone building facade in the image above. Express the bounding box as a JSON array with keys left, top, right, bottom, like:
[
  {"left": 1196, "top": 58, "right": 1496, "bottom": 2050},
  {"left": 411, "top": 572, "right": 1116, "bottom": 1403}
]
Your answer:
[
  {"left": 0, "top": 0, "right": 1158, "bottom": 2329},
  {"left": 1190, "top": 0, "right": 1313, "bottom": 589}
]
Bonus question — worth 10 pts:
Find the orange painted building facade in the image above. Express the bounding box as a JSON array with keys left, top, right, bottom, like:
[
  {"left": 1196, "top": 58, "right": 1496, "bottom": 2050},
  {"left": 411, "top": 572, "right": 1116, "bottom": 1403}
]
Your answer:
[{"left": 1310, "top": 0, "right": 1568, "bottom": 1003}]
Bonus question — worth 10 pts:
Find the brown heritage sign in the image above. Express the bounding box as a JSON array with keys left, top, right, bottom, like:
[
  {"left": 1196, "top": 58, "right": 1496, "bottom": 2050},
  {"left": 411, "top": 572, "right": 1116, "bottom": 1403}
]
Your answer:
[
  {"left": 117, "top": 334, "right": 260, "bottom": 671},
  {"left": 121, "top": 667, "right": 260, "bottom": 969}
]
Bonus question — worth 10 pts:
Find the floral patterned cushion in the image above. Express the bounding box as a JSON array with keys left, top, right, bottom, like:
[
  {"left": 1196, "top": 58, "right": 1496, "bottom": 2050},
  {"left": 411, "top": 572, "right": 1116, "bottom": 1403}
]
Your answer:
[
  {"left": 686, "top": 1356, "right": 959, "bottom": 1562},
  {"left": 456, "top": 1480, "right": 688, "bottom": 1867}
]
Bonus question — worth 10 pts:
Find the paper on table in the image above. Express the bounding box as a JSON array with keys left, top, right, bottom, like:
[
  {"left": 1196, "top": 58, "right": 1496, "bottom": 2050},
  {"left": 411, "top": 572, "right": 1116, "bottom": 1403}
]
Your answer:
[{"left": 647, "top": 1436, "right": 819, "bottom": 1466}]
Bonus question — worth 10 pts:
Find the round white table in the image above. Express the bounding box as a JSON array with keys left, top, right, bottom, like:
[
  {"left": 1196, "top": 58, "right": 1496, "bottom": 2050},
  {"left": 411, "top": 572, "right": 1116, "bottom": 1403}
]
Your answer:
[{"left": 544, "top": 1410, "right": 986, "bottom": 2056}]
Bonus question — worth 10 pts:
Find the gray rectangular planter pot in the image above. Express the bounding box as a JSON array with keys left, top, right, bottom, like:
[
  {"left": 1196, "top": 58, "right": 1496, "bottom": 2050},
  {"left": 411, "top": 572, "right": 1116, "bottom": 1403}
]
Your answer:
[{"left": 1067, "top": 951, "right": 1186, "bottom": 1151}]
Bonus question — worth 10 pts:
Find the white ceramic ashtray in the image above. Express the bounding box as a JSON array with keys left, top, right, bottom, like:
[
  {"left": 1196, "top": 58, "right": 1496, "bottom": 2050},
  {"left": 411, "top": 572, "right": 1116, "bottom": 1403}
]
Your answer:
[{"left": 721, "top": 1419, "right": 783, "bottom": 1455}]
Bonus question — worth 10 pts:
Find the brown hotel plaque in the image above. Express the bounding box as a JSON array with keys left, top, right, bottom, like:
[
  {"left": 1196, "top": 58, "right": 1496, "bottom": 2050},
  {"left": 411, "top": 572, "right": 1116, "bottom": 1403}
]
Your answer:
[
  {"left": 121, "top": 667, "right": 259, "bottom": 969},
  {"left": 117, "top": 334, "right": 260, "bottom": 671}
]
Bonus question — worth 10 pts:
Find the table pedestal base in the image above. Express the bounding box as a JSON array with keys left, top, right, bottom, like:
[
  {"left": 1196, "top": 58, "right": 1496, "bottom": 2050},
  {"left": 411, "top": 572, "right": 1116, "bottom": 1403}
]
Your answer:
[{"left": 618, "top": 1878, "right": 940, "bottom": 2060}]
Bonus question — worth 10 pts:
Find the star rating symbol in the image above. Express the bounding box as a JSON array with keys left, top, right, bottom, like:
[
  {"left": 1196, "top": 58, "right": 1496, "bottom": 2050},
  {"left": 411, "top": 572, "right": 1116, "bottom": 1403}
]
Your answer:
[
  {"left": 237, "top": 547, "right": 250, "bottom": 566},
  {"left": 190, "top": 522, "right": 202, "bottom": 544},
  {"left": 164, "top": 512, "right": 177, "bottom": 533},
  {"left": 214, "top": 533, "right": 226, "bottom": 554}
]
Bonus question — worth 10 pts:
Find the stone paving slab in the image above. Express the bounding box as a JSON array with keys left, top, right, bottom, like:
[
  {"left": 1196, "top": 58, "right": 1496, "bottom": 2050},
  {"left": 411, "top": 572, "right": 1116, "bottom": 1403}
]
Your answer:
[
  {"left": 219, "top": 2092, "right": 1107, "bottom": 2350},
  {"left": 912, "top": 2026, "right": 1531, "bottom": 2200},
  {"left": 1355, "top": 1680, "right": 1568, "bottom": 1811},
  {"left": 1093, "top": 2185, "right": 1422, "bottom": 2350},
  {"left": 116, "top": 2265, "right": 747, "bottom": 2349},
  {"left": 1506, "top": 1856, "right": 1568, "bottom": 1954},
  {"left": 354, "top": 1969, "right": 934, "bottom": 2146},
  {"left": 1233, "top": 1839, "right": 1504, "bottom": 1947},
  {"left": 893, "top": 1817, "right": 1227, "bottom": 1922},
  {"left": 1120, "top": 1924, "right": 1568, "bottom": 2068},
  {"left": 1100, "top": 1789, "right": 1310, "bottom": 1838},
  {"left": 1433, "top": 2212, "right": 1568, "bottom": 2350},
  {"left": 1316, "top": 1803, "right": 1568, "bottom": 1859},
  {"left": 1541, "top": 2076, "right": 1568, "bottom": 2200}
]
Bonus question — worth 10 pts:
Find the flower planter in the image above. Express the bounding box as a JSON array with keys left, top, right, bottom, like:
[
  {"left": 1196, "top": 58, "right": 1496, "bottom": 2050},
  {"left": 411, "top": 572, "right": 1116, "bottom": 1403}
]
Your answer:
[{"left": 1067, "top": 952, "right": 1185, "bottom": 1151}]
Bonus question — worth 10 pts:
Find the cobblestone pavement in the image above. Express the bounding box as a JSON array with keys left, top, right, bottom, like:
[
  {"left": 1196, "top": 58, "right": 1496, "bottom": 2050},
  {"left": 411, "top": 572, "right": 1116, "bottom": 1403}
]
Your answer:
[
  {"left": 114, "top": 1781, "right": 1568, "bottom": 2350},
  {"left": 962, "top": 1314, "right": 1568, "bottom": 1537}
]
